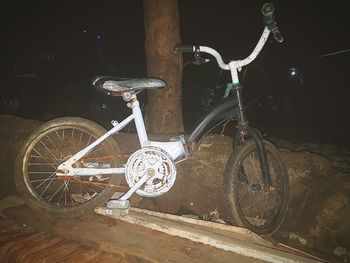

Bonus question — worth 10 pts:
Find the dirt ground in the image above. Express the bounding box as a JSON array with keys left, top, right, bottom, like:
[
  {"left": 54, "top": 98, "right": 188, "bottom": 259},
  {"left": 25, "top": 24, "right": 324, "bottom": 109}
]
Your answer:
[{"left": 0, "top": 114, "right": 349, "bottom": 262}]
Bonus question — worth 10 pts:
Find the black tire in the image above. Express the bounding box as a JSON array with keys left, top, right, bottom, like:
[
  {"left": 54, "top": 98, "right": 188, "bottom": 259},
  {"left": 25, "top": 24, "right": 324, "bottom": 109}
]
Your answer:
[
  {"left": 224, "top": 140, "right": 289, "bottom": 235},
  {"left": 14, "top": 117, "right": 125, "bottom": 217}
]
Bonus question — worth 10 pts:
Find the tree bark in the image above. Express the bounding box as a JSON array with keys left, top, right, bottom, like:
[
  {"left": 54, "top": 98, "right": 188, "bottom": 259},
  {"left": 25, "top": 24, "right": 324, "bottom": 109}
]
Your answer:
[{"left": 143, "top": 0, "right": 183, "bottom": 134}]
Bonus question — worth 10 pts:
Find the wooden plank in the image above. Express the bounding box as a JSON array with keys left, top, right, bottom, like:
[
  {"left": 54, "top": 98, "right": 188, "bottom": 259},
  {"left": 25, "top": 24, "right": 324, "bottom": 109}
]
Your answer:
[{"left": 95, "top": 206, "right": 322, "bottom": 263}]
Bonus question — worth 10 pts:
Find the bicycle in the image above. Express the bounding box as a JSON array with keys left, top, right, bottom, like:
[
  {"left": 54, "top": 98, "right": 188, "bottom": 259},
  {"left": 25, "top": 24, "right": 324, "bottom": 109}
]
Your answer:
[{"left": 15, "top": 3, "right": 288, "bottom": 235}]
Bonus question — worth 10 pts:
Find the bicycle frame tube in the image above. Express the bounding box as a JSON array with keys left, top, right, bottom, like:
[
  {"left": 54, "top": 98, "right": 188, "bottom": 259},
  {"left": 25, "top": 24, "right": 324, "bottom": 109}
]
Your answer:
[
  {"left": 132, "top": 99, "right": 148, "bottom": 144},
  {"left": 131, "top": 99, "right": 187, "bottom": 160},
  {"left": 57, "top": 114, "right": 135, "bottom": 176}
]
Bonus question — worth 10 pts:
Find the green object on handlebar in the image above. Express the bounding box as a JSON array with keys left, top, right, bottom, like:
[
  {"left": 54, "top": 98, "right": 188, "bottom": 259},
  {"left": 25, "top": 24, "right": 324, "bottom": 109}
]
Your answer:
[
  {"left": 261, "top": 3, "right": 276, "bottom": 27},
  {"left": 224, "top": 83, "right": 239, "bottom": 98},
  {"left": 174, "top": 45, "right": 194, "bottom": 53}
]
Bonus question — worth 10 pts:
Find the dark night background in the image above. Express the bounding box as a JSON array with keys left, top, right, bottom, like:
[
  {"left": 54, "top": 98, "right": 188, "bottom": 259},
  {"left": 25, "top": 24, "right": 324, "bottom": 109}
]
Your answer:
[{"left": 1, "top": 1, "right": 350, "bottom": 147}]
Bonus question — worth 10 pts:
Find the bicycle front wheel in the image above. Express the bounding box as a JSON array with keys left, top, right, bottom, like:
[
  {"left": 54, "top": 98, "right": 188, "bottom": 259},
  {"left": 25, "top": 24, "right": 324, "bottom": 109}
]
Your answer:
[
  {"left": 15, "top": 117, "right": 125, "bottom": 217},
  {"left": 224, "top": 140, "right": 289, "bottom": 235}
]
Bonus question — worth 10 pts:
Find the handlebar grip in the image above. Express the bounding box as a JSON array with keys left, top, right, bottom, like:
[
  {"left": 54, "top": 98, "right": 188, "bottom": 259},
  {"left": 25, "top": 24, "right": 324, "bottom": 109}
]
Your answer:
[
  {"left": 262, "top": 3, "right": 284, "bottom": 43},
  {"left": 174, "top": 44, "right": 195, "bottom": 53},
  {"left": 261, "top": 3, "right": 275, "bottom": 27}
]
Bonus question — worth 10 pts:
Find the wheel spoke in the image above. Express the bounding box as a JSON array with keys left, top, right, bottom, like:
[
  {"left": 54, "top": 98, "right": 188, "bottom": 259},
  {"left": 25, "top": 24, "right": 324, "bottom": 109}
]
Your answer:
[
  {"left": 238, "top": 184, "right": 248, "bottom": 203},
  {"left": 55, "top": 130, "right": 74, "bottom": 157},
  {"left": 86, "top": 135, "right": 92, "bottom": 147},
  {"left": 39, "top": 174, "right": 56, "bottom": 197},
  {"left": 28, "top": 163, "right": 60, "bottom": 166},
  {"left": 48, "top": 182, "right": 65, "bottom": 202},
  {"left": 77, "top": 178, "right": 87, "bottom": 204},
  {"left": 64, "top": 181, "right": 68, "bottom": 206},
  {"left": 40, "top": 141, "right": 59, "bottom": 162},
  {"left": 46, "top": 135, "right": 65, "bottom": 160},
  {"left": 29, "top": 171, "right": 56, "bottom": 174},
  {"left": 35, "top": 172, "right": 56, "bottom": 189},
  {"left": 88, "top": 147, "right": 104, "bottom": 156},
  {"left": 65, "top": 181, "right": 76, "bottom": 206},
  {"left": 19, "top": 120, "right": 122, "bottom": 215},
  {"left": 32, "top": 148, "right": 57, "bottom": 170},
  {"left": 79, "top": 132, "right": 83, "bottom": 146},
  {"left": 226, "top": 141, "right": 287, "bottom": 233},
  {"left": 249, "top": 152, "right": 262, "bottom": 186},
  {"left": 30, "top": 178, "right": 60, "bottom": 183}
]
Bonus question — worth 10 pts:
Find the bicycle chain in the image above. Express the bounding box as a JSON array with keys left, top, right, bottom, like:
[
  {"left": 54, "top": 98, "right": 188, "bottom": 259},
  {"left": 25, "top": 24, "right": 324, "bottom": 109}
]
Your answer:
[
  {"left": 80, "top": 153, "right": 131, "bottom": 162},
  {"left": 57, "top": 175, "right": 129, "bottom": 191},
  {"left": 56, "top": 153, "right": 132, "bottom": 190}
]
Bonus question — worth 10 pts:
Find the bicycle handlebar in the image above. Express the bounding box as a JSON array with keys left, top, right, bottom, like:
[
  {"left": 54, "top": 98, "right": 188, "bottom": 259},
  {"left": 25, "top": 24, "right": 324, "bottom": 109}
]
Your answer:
[
  {"left": 174, "top": 3, "right": 283, "bottom": 71},
  {"left": 174, "top": 27, "right": 270, "bottom": 71}
]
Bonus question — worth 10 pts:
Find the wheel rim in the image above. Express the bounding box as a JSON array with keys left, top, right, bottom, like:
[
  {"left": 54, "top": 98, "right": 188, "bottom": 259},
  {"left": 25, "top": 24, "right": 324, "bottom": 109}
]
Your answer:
[
  {"left": 236, "top": 149, "right": 284, "bottom": 230},
  {"left": 23, "top": 126, "right": 117, "bottom": 208}
]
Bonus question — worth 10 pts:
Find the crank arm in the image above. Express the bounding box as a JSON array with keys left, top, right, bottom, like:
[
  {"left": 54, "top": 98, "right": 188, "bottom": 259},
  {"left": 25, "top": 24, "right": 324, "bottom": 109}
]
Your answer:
[
  {"left": 56, "top": 167, "right": 126, "bottom": 176},
  {"left": 119, "top": 173, "right": 150, "bottom": 201}
]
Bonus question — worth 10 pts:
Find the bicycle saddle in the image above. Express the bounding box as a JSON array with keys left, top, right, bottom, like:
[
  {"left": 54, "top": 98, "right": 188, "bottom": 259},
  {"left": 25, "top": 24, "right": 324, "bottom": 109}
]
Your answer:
[{"left": 92, "top": 76, "right": 166, "bottom": 96}]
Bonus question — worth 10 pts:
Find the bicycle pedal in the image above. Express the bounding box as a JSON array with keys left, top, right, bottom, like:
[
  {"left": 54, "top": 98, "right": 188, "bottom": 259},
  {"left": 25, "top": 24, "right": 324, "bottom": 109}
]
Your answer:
[
  {"left": 111, "top": 120, "right": 119, "bottom": 126},
  {"left": 106, "top": 199, "right": 130, "bottom": 216}
]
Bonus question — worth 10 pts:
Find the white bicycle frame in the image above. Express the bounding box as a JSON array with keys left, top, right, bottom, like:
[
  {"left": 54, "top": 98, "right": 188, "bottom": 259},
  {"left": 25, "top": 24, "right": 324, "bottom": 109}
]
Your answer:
[
  {"left": 57, "top": 26, "right": 271, "bottom": 179},
  {"left": 57, "top": 98, "right": 187, "bottom": 177}
]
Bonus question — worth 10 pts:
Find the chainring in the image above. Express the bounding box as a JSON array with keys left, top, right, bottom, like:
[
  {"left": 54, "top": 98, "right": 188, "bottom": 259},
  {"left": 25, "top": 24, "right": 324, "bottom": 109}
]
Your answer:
[{"left": 125, "top": 147, "right": 176, "bottom": 197}]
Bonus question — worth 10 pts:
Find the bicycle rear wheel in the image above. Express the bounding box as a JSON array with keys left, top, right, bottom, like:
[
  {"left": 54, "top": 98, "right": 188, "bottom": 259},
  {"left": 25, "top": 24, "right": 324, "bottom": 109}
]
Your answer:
[
  {"left": 224, "top": 140, "right": 289, "bottom": 235},
  {"left": 15, "top": 117, "right": 125, "bottom": 217}
]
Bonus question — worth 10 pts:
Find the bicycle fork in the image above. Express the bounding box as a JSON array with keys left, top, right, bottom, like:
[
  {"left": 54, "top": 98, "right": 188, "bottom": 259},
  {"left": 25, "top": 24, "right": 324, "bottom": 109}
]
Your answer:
[{"left": 234, "top": 85, "right": 272, "bottom": 188}]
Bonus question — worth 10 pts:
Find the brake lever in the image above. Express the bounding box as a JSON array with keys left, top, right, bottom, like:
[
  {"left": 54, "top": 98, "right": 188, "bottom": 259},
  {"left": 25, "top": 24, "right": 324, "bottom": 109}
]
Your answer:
[
  {"left": 271, "top": 25, "right": 283, "bottom": 43},
  {"left": 193, "top": 51, "right": 210, "bottom": 65}
]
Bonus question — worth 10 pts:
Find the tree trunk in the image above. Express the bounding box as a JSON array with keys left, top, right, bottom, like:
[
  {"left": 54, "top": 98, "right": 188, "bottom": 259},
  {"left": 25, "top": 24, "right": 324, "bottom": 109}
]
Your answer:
[{"left": 143, "top": 0, "right": 183, "bottom": 134}]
